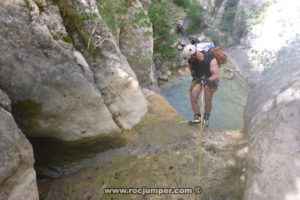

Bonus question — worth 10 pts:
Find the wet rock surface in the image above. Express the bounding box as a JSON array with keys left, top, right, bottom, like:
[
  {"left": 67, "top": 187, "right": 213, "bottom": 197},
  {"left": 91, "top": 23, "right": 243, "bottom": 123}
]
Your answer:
[{"left": 38, "top": 93, "right": 247, "bottom": 200}]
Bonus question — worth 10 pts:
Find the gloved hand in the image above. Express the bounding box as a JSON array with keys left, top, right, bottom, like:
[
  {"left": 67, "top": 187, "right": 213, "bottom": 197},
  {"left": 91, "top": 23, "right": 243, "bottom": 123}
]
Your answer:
[{"left": 200, "top": 78, "right": 212, "bottom": 86}]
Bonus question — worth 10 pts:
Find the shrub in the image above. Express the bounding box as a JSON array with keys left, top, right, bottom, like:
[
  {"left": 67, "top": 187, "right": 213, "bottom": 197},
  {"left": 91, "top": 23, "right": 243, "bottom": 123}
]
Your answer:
[
  {"left": 173, "top": 0, "right": 190, "bottom": 8},
  {"left": 149, "top": 0, "right": 178, "bottom": 65},
  {"left": 220, "top": 0, "right": 239, "bottom": 33},
  {"left": 186, "top": 1, "right": 207, "bottom": 34},
  {"left": 173, "top": 0, "right": 207, "bottom": 34}
]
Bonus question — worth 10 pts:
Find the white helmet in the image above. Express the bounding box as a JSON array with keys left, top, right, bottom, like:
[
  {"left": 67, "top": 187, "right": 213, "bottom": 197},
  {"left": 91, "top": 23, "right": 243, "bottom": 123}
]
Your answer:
[{"left": 182, "top": 44, "right": 196, "bottom": 60}]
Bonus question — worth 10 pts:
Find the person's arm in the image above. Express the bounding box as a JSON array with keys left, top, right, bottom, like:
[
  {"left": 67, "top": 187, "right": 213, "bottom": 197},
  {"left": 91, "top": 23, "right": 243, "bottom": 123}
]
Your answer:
[
  {"left": 188, "top": 63, "right": 194, "bottom": 75},
  {"left": 208, "top": 58, "right": 219, "bottom": 81}
]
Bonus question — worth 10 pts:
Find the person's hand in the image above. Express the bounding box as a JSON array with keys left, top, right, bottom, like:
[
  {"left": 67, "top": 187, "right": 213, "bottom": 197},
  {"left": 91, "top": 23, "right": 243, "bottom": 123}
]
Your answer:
[
  {"left": 200, "top": 78, "right": 211, "bottom": 86},
  {"left": 200, "top": 78, "right": 206, "bottom": 86}
]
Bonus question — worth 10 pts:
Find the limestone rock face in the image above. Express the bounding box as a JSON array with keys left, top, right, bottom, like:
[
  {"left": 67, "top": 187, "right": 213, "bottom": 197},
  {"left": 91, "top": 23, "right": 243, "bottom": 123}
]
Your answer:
[
  {"left": 0, "top": 0, "right": 121, "bottom": 141},
  {"left": 67, "top": 0, "right": 149, "bottom": 129},
  {"left": 118, "top": 0, "right": 156, "bottom": 89},
  {"left": 0, "top": 0, "right": 151, "bottom": 142},
  {"left": 0, "top": 0, "right": 151, "bottom": 179},
  {"left": 0, "top": 89, "right": 39, "bottom": 200},
  {"left": 0, "top": 89, "right": 11, "bottom": 112},
  {"left": 91, "top": 0, "right": 156, "bottom": 88},
  {"left": 196, "top": 0, "right": 224, "bottom": 15},
  {"left": 243, "top": 39, "right": 300, "bottom": 199}
]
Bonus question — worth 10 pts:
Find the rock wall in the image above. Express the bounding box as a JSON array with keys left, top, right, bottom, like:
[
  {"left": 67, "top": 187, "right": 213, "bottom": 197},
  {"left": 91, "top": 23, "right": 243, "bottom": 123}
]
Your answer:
[
  {"left": 0, "top": 0, "right": 117, "bottom": 141},
  {"left": 81, "top": 0, "right": 156, "bottom": 89},
  {"left": 118, "top": 0, "right": 156, "bottom": 89},
  {"left": 0, "top": 0, "right": 149, "bottom": 142},
  {"left": 243, "top": 38, "right": 300, "bottom": 199},
  {"left": 0, "top": 89, "right": 39, "bottom": 200},
  {"left": 197, "top": 0, "right": 225, "bottom": 16},
  {"left": 68, "top": 0, "right": 149, "bottom": 130},
  {"left": 193, "top": 0, "right": 300, "bottom": 198},
  {"left": 0, "top": 0, "right": 153, "bottom": 180}
]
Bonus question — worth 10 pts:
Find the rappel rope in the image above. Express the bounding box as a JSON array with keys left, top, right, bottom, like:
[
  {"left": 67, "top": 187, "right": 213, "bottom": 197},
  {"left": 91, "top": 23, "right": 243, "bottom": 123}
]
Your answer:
[{"left": 197, "top": 87, "right": 205, "bottom": 200}]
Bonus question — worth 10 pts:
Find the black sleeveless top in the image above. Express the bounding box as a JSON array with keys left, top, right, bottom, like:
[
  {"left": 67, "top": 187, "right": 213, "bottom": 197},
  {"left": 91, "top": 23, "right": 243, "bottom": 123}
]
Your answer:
[{"left": 188, "top": 50, "right": 215, "bottom": 78}]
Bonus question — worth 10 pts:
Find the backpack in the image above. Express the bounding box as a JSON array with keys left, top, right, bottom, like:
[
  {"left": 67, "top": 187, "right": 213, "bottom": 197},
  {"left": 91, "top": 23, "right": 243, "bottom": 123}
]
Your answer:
[
  {"left": 210, "top": 47, "right": 228, "bottom": 66},
  {"left": 190, "top": 39, "right": 228, "bottom": 66}
]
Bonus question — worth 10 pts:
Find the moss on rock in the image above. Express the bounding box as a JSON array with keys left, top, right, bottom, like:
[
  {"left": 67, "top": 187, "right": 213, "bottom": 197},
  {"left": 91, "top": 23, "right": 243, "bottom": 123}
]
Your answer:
[
  {"left": 12, "top": 100, "right": 43, "bottom": 134},
  {"left": 55, "top": 0, "right": 95, "bottom": 51}
]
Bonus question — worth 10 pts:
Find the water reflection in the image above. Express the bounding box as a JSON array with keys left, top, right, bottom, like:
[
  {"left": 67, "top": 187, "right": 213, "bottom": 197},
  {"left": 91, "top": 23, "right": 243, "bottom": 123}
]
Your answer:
[{"left": 158, "top": 72, "right": 250, "bottom": 130}]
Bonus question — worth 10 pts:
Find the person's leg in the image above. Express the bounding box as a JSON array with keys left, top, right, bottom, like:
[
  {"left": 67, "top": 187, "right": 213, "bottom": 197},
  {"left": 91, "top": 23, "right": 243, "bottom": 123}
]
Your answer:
[
  {"left": 204, "top": 85, "right": 213, "bottom": 115},
  {"left": 203, "top": 85, "right": 217, "bottom": 126},
  {"left": 190, "top": 83, "right": 202, "bottom": 115}
]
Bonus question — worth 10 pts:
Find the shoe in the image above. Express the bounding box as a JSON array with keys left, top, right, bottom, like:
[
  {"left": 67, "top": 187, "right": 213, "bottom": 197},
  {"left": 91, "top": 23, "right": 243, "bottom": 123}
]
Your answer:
[
  {"left": 203, "top": 113, "right": 210, "bottom": 127},
  {"left": 202, "top": 118, "right": 209, "bottom": 127},
  {"left": 189, "top": 114, "right": 202, "bottom": 126}
]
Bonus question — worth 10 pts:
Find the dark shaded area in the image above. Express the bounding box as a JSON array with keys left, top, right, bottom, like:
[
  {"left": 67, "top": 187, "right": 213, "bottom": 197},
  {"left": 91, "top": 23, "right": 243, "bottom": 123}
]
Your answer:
[
  {"left": 29, "top": 134, "right": 127, "bottom": 179},
  {"left": 12, "top": 100, "right": 43, "bottom": 134},
  {"left": 221, "top": 0, "right": 239, "bottom": 33}
]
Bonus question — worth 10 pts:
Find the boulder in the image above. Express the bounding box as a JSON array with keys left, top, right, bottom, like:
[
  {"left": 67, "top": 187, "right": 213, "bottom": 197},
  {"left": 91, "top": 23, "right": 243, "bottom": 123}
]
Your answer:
[
  {"left": 0, "top": 0, "right": 151, "bottom": 178},
  {"left": 0, "top": 0, "right": 121, "bottom": 142},
  {"left": 0, "top": 89, "right": 39, "bottom": 200},
  {"left": 67, "top": 0, "right": 149, "bottom": 130}
]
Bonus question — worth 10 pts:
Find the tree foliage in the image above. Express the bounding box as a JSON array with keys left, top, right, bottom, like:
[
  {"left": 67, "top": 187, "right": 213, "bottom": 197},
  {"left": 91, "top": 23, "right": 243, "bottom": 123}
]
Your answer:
[
  {"left": 186, "top": 0, "right": 207, "bottom": 34},
  {"left": 173, "top": 0, "right": 207, "bottom": 34},
  {"left": 149, "top": 0, "right": 178, "bottom": 65},
  {"left": 96, "top": 0, "right": 152, "bottom": 35}
]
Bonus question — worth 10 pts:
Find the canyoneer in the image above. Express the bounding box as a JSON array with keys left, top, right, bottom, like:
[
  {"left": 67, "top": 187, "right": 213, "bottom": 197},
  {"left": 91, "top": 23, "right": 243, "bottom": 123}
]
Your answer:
[{"left": 182, "top": 42, "right": 227, "bottom": 127}]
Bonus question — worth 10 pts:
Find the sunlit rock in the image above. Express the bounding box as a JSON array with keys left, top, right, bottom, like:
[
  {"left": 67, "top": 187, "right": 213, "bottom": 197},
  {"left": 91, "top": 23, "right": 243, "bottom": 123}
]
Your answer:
[{"left": 243, "top": 40, "right": 300, "bottom": 200}]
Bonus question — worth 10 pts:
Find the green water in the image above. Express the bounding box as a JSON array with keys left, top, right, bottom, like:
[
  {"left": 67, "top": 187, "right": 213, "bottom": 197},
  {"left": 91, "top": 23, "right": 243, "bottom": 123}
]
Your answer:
[{"left": 159, "top": 73, "right": 250, "bottom": 130}]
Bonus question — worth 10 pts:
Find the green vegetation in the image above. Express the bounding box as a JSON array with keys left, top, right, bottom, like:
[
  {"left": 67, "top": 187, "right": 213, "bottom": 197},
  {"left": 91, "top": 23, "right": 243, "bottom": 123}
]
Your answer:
[
  {"left": 244, "top": 2, "right": 274, "bottom": 29},
  {"left": 172, "top": 0, "right": 207, "bottom": 34},
  {"left": 12, "top": 100, "right": 43, "bottom": 133},
  {"left": 173, "top": 0, "right": 190, "bottom": 8},
  {"left": 220, "top": 0, "right": 238, "bottom": 33},
  {"left": 214, "top": 0, "right": 224, "bottom": 11},
  {"left": 220, "top": 0, "right": 273, "bottom": 46},
  {"left": 186, "top": 0, "right": 207, "bottom": 34},
  {"left": 234, "top": 7, "right": 247, "bottom": 40},
  {"left": 23, "top": 0, "right": 30, "bottom": 9},
  {"left": 96, "top": 0, "right": 152, "bottom": 35},
  {"left": 149, "top": 0, "right": 178, "bottom": 66},
  {"left": 62, "top": 34, "right": 73, "bottom": 44},
  {"left": 97, "top": 0, "right": 130, "bottom": 35},
  {"left": 55, "top": 0, "right": 95, "bottom": 51}
]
